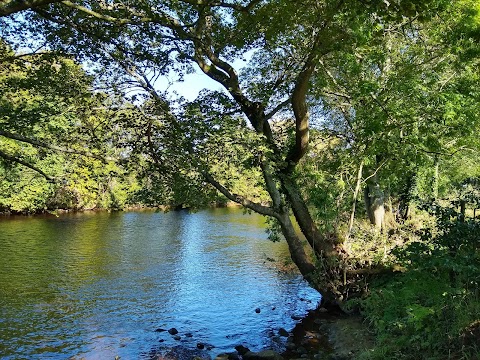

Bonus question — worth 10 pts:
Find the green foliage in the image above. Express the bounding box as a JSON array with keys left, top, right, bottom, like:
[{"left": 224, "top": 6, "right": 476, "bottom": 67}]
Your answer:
[
  {"left": 0, "top": 39, "right": 140, "bottom": 213},
  {"left": 352, "top": 199, "right": 480, "bottom": 359}
]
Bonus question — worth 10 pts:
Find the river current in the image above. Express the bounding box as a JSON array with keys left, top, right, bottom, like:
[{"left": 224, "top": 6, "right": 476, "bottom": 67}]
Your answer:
[{"left": 0, "top": 208, "right": 320, "bottom": 359}]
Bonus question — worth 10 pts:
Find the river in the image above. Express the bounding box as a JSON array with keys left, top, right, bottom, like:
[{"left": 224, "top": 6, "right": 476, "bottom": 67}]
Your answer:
[{"left": 0, "top": 208, "right": 321, "bottom": 359}]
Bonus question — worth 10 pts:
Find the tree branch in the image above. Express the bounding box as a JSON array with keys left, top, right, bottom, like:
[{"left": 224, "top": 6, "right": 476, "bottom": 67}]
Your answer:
[
  {"left": 0, "top": 149, "right": 55, "bottom": 181},
  {"left": 265, "top": 98, "right": 290, "bottom": 121},
  {"left": 0, "top": 0, "right": 61, "bottom": 17},
  {"left": 203, "top": 171, "right": 278, "bottom": 218},
  {"left": 179, "top": 0, "right": 261, "bottom": 12},
  {"left": 285, "top": 30, "right": 329, "bottom": 168},
  {"left": 0, "top": 130, "right": 110, "bottom": 162}
]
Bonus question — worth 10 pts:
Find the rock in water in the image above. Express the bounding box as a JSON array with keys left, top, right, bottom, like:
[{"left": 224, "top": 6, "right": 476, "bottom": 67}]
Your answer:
[
  {"left": 278, "top": 328, "right": 289, "bottom": 337},
  {"left": 168, "top": 328, "right": 179, "bottom": 335},
  {"left": 234, "top": 345, "right": 250, "bottom": 355},
  {"left": 161, "top": 346, "right": 212, "bottom": 360},
  {"left": 255, "top": 308, "right": 261, "bottom": 313},
  {"left": 243, "top": 350, "right": 284, "bottom": 360}
]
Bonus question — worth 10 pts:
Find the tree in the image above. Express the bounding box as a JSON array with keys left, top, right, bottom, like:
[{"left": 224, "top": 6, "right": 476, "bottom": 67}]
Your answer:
[
  {"left": 2, "top": 0, "right": 473, "bottom": 304},
  {"left": 0, "top": 39, "right": 138, "bottom": 212},
  {"left": 300, "top": 0, "right": 480, "bottom": 227}
]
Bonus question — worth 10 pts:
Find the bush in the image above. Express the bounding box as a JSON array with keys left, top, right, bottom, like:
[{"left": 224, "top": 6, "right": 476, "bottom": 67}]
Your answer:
[{"left": 352, "top": 201, "right": 480, "bottom": 360}]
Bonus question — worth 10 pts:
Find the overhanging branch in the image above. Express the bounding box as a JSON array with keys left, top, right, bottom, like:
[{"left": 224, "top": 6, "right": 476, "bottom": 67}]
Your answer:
[
  {"left": 0, "top": 130, "right": 110, "bottom": 162},
  {"left": 0, "top": 0, "right": 61, "bottom": 17},
  {"left": 0, "top": 149, "right": 55, "bottom": 181},
  {"left": 203, "top": 171, "right": 278, "bottom": 218}
]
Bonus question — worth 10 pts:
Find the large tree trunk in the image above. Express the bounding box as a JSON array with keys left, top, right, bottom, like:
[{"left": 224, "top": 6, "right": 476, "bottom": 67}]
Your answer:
[
  {"left": 399, "top": 171, "right": 417, "bottom": 221},
  {"left": 432, "top": 155, "right": 439, "bottom": 201},
  {"left": 279, "top": 174, "right": 346, "bottom": 306},
  {"left": 281, "top": 175, "right": 338, "bottom": 258},
  {"left": 364, "top": 176, "right": 385, "bottom": 230},
  {"left": 347, "top": 160, "right": 364, "bottom": 240},
  {"left": 276, "top": 211, "right": 316, "bottom": 278}
]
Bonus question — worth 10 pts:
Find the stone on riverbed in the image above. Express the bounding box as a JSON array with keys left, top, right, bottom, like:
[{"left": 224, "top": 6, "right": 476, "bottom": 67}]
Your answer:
[
  {"left": 214, "top": 353, "right": 239, "bottom": 360},
  {"left": 168, "top": 328, "right": 179, "bottom": 335},
  {"left": 234, "top": 345, "right": 250, "bottom": 355},
  {"left": 156, "top": 345, "right": 211, "bottom": 360},
  {"left": 243, "top": 349, "right": 284, "bottom": 360}
]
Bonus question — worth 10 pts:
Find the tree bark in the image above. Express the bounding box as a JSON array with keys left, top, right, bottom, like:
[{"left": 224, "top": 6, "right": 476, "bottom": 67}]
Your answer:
[
  {"left": 432, "top": 155, "right": 439, "bottom": 201},
  {"left": 364, "top": 177, "right": 385, "bottom": 230},
  {"left": 0, "top": 0, "right": 62, "bottom": 17},
  {"left": 277, "top": 211, "right": 316, "bottom": 279},
  {"left": 281, "top": 175, "right": 338, "bottom": 258},
  {"left": 347, "top": 160, "right": 364, "bottom": 239}
]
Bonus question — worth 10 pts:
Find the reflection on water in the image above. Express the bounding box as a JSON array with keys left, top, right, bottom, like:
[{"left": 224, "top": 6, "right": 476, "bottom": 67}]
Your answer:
[{"left": 0, "top": 208, "right": 320, "bottom": 359}]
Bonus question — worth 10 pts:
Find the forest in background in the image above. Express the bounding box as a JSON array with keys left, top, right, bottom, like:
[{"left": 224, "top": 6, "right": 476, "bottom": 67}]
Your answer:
[{"left": 0, "top": 0, "right": 479, "bottom": 358}]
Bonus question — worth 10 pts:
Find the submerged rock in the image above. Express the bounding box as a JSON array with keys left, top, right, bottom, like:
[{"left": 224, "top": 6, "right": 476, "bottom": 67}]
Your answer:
[
  {"left": 168, "top": 328, "right": 179, "bottom": 335},
  {"left": 243, "top": 350, "right": 284, "bottom": 360},
  {"left": 214, "top": 353, "right": 239, "bottom": 360},
  {"left": 234, "top": 345, "right": 250, "bottom": 355},
  {"left": 255, "top": 308, "right": 261, "bottom": 313},
  {"left": 278, "top": 328, "right": 289, "bottom": 337},
  {"left": 214, "top": 354, "right": 229, "bottom": 360},
  {"left": 160, "top": 345, "right": 212, "bottom": 360}
]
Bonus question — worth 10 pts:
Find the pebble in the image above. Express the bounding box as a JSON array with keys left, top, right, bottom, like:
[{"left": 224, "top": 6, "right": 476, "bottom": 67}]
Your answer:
[{"left": 255, "top": 308, "right": 261, "bottom": 313}]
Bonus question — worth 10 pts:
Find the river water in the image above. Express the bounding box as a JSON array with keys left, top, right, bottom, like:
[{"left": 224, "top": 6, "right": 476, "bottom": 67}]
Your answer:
[{"left": 0, "top": 208, "right": 321, "bottom": 359}]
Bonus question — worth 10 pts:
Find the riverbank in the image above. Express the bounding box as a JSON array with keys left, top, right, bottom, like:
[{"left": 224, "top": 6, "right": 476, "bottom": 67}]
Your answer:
[
  {"left": 281, "top": 306, "right": 374, "bottom": 360},
  {"left": 0, "top": 201, "right": 242, "bottom": 216},
  {"left": 150, "top": 306, "right": 374, "bottom": 360}
]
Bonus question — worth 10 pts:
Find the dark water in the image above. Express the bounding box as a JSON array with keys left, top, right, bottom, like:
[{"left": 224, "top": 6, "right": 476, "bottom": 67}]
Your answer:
[{"left": 0, "top": 208, "right": 320, "bottom": 359}]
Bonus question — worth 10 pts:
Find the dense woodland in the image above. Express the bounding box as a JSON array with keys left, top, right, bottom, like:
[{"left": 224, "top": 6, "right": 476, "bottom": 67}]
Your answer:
[{"left": 0, "top": 1, "right": 479, "bottom": 359}]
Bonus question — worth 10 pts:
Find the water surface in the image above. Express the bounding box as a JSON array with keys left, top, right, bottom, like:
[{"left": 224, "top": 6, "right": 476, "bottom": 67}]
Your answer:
[{"left": 0, "top": 208, "right": 320, "bottom": 359}]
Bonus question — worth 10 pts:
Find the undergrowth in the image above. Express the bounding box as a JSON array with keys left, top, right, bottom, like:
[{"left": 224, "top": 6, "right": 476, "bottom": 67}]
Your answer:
[{"left": 346, "top": 202, "right": 480, "bottom": 360}]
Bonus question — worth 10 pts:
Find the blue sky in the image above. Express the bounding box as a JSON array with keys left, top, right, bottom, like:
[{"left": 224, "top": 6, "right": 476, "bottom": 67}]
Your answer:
[{"left": 155, "top": 54, "right": 252, "bottom": 101}]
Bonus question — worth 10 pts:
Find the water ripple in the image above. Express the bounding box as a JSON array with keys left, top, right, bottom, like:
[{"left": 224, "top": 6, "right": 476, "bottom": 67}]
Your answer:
[{"left": 0, "top": 209, "right": 320, "bottom": 359}]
